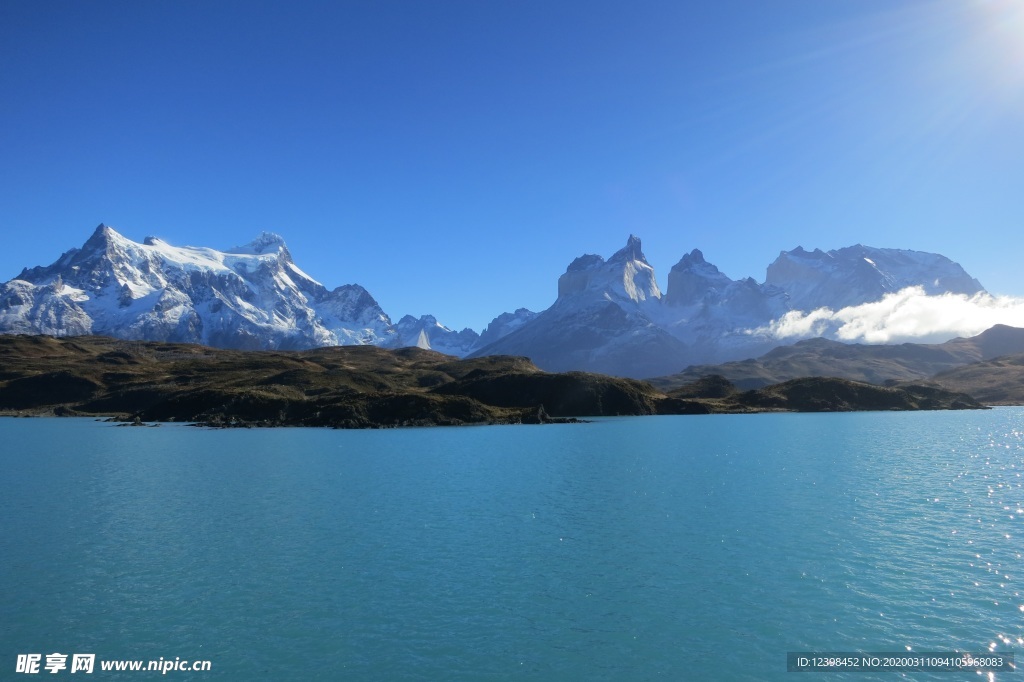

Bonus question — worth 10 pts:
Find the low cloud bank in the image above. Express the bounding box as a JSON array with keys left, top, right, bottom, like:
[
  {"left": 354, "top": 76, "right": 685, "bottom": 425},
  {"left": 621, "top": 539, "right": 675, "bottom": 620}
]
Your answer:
[{"left": 750, "top": 286, "right": 1024, "bottom": 344}]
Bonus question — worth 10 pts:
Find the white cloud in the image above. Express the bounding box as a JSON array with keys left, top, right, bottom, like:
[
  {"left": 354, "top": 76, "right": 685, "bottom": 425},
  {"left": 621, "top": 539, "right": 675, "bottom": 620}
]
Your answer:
[{"left": 751, "top": 286, "right": 1024, "bottom": 344}]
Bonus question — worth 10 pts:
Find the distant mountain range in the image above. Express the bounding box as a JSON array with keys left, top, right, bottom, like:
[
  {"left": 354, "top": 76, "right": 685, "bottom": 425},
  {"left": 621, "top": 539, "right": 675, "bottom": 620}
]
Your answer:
[
  {"left": 0, "top": 225, "right": 988, "bottom": 377},
  {"left": 467, "top": 235, "right": 984, "bottom": 376}
]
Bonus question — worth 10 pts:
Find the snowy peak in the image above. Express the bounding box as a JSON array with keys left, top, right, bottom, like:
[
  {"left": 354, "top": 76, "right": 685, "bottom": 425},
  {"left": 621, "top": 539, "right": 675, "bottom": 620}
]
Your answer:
[
  {"left": 390, "top": 314, "right": 480, "bottom": 356},
  {"left": 665, "top": 248, "right": 734, "bottom": 307},
  {"left": 1, "top": 223, "right": 492, "bottom": 356},
  {"left": 766, "top": 244, "right": 985, "bottom": 311},
  {"left": 76, "top": 223, "right": 137, "bottom": 256},
  {"left": 557, "top": 235, "right": 661, "bottom": 304},
  {"left": 229, "top": 231, "right": 289, "bottom": 256},
  {"left": 0, "top": 224, "right": 395, "bottom": 350},
  {"left": 477, "top": 308, "right": 538, "bottom": 347},
  {"left": 473, "top": 235, "right": 680, "bottom": 378},
  {"left": 17, "top": 223, "right": 153, "bottom": 293},
  {"left": 566, "top": 254, "right": 605, "bottom": 272},
  {"left": 608, "top": 234, "right": 648, "bottom": 265},
  {"left": 83, "top": 222, "right": 118, "bottom": 249}
]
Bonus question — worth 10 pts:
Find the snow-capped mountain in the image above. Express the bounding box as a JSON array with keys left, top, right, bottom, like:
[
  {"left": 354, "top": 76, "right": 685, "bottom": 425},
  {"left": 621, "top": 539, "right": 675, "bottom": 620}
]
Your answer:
[
  {"left": 477, "top": 308, "right": 537, "bottom": 347},
  {"left": 556, "top": 235, "right": 662, "bottom": 305},
  {"left": 470, "top": 236, "right": 988, "bottom": 378},
  {"left": 390, "top": 314, "right": 481, "bottom": 356},
  {"left": 0, "top": 224, "right": 547, "bottom": 357},
  {"left": 765, "top": 244, "right": 984, "bottom": 311},
  {"left": 658, "top": 248, "right": 789, "bottom": 358},
  {"left": 0, "top": 224, "right": 397, "bottom": 349},
  {"left": 468, "top": 236, "right": 693, "bottom": 378},
  {"left": 0, "top": 225, "right": 991, "bottom": 377}
]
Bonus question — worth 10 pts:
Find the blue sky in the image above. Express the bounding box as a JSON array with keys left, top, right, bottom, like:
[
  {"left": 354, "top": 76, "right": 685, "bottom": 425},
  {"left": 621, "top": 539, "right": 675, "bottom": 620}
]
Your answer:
[{"left": 1, "top": 0, "right": 1022, "bottom": 332}]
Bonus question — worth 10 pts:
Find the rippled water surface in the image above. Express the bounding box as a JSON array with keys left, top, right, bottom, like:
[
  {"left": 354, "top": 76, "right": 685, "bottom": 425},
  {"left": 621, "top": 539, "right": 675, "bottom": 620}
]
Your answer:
[{"left": 3, "top": 411, "right": 1024, "bottom": 680}]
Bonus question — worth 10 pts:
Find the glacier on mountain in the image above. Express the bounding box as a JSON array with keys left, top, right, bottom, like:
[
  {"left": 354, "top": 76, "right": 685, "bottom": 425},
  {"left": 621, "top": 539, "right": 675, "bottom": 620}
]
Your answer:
[
  {"left": 2, "top": 225, "right": 389, "bottom": 350},
  {"left": 0, "top": 224, "right": 537, "bottom": 357},
  {"left": 765, "top": 244, "right": 984, "bottom": 311}
]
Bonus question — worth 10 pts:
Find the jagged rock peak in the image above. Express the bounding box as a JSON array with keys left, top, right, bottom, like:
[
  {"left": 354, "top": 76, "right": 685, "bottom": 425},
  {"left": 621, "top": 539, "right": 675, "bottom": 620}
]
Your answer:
[
  {"left": 567, "top": 254, "right": 604, "bottom": 272},
  {"left": 665, "top": 248, "right": 734, "bottom": 306},
  {"left": 396, "top": 314, "right": 440, "bottom": 327},
  {"left": 667, "top": 248, "right": 730, "bottom": 287},
  {"left": 608, "top": 234, "right": 647, "bottom": 264},
  {"left": 780, "top": 245, "right": 829, "bottom": 260},
  {"left": 686, "top": 248, "right": 706, "bottom": 263},
  {"left": 476, "top": 308, "right": 538, "bottom": 348},
  {"left": 83, "top": 223, "right": 122, "bottom": 250},
  {"left": 672, "top": 248, "right": 711, "bottom": 269},
  {"left": 557, "top": 234, "right": 660, "bottom": 303}
]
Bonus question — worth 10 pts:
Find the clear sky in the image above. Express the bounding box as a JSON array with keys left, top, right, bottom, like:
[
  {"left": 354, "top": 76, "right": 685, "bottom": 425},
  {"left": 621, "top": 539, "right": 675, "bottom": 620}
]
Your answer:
[{"left": 1, "top": 0, "right": 1022, "bottom": 332}]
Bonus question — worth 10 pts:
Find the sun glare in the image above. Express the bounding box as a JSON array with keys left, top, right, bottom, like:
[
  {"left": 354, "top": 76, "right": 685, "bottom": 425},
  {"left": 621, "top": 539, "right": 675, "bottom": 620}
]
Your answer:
[{"left": 972, "top": 0, "right": 1024, "bottom": 99}]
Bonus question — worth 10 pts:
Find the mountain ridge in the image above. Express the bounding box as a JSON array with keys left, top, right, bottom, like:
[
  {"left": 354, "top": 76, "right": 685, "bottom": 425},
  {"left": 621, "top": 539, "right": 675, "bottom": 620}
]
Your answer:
[
  {"left": 0, "top": 225, "right": 991, "bottom": 376},
  {"left": 0, "top": 224, "right": 530, "bottom": 356},
  {"left": 470, "top": 235, "right": 985, "bottom": 377}
]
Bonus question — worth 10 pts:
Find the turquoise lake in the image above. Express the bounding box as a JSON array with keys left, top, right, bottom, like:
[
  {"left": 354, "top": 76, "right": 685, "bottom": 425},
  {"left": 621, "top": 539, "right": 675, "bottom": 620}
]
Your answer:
[{"left": 3, "top": 411, "right": 1024, "bottom": 680}]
